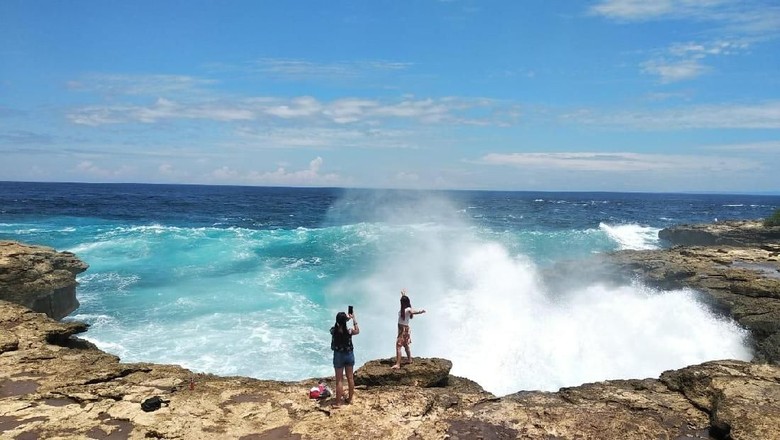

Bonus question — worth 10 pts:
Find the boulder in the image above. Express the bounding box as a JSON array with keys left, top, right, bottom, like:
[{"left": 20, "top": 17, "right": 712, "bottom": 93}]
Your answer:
[
  {"left": 0, "top": 240, "right": 88, "bottom": 319},
  {"left": 658, "top": 220, "right": 780, "bottom": 247},
  {"left": 355, "top": 357, "right": 452, "bottom": 387}
]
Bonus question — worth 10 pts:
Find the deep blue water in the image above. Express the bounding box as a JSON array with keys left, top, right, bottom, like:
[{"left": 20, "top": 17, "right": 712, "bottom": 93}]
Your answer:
[{"left": 1, "top": 182, "right": 778, "bottom": 394}]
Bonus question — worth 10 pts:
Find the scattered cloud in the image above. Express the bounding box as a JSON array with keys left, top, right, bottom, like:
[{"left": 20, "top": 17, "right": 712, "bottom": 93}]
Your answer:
[
  {"left": 233, "top": 126, "right": 418, "bottom": 149},
  {"left": 566, "top": 101, "right": 780, "bottom": 130},
  {"left": 641, "top": 59, "right": 708, "bottom": 83},
  {"left": 67, "top": 74, "right": 217, "bottom": 97},
  {"left": 701, "top": 140, "right": 780, "bottom": 153},
  {"left": 591, "top": 0, "right": 780, "bottom": 83},
  {"left": 248, "top": 58, "right": 413, "bottom": 81},
  {"left": 208, "top": 157, "right": 343, "bottom": 186},
  {"left": 0, "top": 130, "right": 53, "bottom": 145},
  {"left": 67, "top": 98, "right": 255, "bottom": 126},
  {"left": 73, "top": 160, "right": 134, "bottom": 177},
  {"left": 394, "top": 171, "right": 420, "bottom": 182},
  {"left": 589, "top": 0, "right": 763, "bottom": 25},
  {"left": 67, "top": 96, "right": 517, "bottom": 127},
  {"left": 478, "top": 152, "right": 758, "bottom": 172}
]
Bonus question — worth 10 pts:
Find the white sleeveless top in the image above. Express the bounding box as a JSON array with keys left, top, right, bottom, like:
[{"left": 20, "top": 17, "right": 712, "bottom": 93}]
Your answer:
[{"left": 398, "top": 307, "right": 412, "bottom": 326}]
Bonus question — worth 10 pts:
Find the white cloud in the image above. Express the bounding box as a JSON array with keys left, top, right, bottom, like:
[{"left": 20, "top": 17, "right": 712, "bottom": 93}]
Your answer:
[
  {"left": 67, "top": 96, "right": 515, "bottom": 127},
  {"left": 591, "top": 0, "right": 739, "bottom": 22},
  {"left": 478, "top": 152, "right": 758, "bottom": 172},
  {"left": 67, "top": 74, "right": 217, "bottom": 96},
  {"left": 701, "top": 140, "right": 780, "bottom": 153},
  {"left": 395, "top": 171, "right": 420, "bottom": 182},
  {"left": 68, "top": 98, "right": 255, "bottom": 125},
  {"left": 591, "top": 1, "right": 780, "bottom": 83},
  {"left": 233, "top": 126, "right": 418, "bottom": 149},
  {"left": 208, "top": 157, "right": 343, "bottom": 187},
  {"left": 263, "top": 96, "right": 324, "bottom": 119},
  {"left": 249, "top": 58, "right": 413, "bottom": 81},
  {"left": 590, "top": 0, "right": 778, "bottom": 41},
  {"left": 73, "top": 160, "right": 134, "bottom": 177},
  {"left": 568, "top": 101, "right": 780, "bottom": 130},
  {"left": 641, "top": 58, "right": 708, "bottom": 83}
]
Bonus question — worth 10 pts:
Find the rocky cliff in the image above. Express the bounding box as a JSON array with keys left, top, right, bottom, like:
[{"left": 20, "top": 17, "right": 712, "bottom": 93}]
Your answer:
[
  {"left": 606, "top": 220, "right": 780, "bottom": 364},
  {"left": 658, "top": 220, "right": 780, "bottom": 247},
  {"left": 1, "top": 234, "right": 780, "bottom": 439},
  {"left": 0, "top": 241, "right": 88, "bottom": 320}
]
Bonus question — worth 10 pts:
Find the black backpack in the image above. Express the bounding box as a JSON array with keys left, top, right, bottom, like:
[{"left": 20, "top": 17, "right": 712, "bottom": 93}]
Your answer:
[{"left": 141, "top": 396, "right": 170, "bottom": 412}]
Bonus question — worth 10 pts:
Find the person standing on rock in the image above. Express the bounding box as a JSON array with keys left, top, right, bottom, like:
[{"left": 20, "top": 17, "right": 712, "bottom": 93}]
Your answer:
[
  {"left": 392, "top": 289, "right": 426, "bottom": 369},
  {"left": 330, "top": 310, "right": 359, "bottom": 406}
]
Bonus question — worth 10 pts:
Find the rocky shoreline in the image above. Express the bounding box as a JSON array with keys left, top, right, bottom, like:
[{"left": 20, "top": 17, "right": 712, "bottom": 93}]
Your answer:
[{"left": 2, "top": 223, "right": 780, "bottom": 439}]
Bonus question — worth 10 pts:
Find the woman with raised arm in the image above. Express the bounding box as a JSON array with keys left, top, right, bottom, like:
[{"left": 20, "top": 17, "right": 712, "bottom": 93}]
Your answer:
[
  {"left": 392, "top": 289, "right": 426, "bottom": 369},
  {"left": 330, "top": 310, "right": 359, "bottom": 406}
]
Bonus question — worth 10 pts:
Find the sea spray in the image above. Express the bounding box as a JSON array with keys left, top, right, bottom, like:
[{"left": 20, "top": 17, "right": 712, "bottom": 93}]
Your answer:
[
  {"left": 324, "top": 194, "right": 751, "bottom": 395},
  {"left": 1, "top": 184, "right": 766, "bottom": 396},
  {"left": 337, "top": 223, "right": 751, "bottom": 395}
]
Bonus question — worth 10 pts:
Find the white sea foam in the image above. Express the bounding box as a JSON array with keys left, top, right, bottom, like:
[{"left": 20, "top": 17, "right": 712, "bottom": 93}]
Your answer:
[
  {"left": 345, "top": 233, "right": 751, "bottom": 395},
  {"left": 64, "top": 193, "right": 754, "bottom": 396},
  {"left": 599, "top": 222, "right": 661, "bottom": 250},
  {"left": 324, "top": 196, "right": 751, "bottom": 395}
]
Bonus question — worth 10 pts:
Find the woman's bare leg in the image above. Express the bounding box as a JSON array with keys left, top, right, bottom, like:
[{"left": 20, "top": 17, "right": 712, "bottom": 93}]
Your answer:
[
  {"left": 404, "top": 344, "right": 412, "bottom": 363},
  {"left": 334, "top": 367, "right": 344, "bottom": 406},
  {"left": 392, "top": 344, "right": 402, "bottom": 369},
  {"left": 346, "top": 365, "right": 355, "bottom": 403}
]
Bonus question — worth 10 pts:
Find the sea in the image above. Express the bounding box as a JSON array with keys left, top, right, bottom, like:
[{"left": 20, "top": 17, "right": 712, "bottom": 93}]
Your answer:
[{"left": 2, "top": 181, "right": 778, "bottom": 396}]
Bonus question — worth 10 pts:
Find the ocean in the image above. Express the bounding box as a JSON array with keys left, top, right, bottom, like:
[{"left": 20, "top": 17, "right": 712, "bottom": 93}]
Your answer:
[{"left": 2, "top": 181, "right": 778, "bottom": 395}]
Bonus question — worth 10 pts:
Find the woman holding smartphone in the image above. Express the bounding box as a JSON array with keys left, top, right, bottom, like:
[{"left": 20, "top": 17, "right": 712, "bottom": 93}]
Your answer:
[{"left": 330, "top": 307, "right": 359, "bottom": 406}]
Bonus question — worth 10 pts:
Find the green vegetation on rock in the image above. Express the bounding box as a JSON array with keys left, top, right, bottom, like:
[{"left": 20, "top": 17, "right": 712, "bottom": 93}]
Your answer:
[{"left": 765, "top": 209, "right": 780, "bottom": 227}]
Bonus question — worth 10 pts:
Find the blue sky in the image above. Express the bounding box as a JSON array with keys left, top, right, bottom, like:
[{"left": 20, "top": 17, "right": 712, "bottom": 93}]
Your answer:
[{"left": 1, "top": 1, "right": 779, "bottom": 192}]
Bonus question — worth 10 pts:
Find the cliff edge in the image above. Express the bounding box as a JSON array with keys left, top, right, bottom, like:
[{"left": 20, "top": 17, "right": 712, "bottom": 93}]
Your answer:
[
  {"left": 1, "top": 237, "right": 780, "bottom": 439},
  {"left": 0, "top": 241, "right": 88, "bottom": 320},
  {"left": 607, "top": 220, "right": 780, "bottom": 364}
]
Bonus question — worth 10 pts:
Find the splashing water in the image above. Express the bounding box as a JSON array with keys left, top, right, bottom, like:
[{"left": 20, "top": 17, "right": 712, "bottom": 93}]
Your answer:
[{"left": 0, "top": 184, "right": 760, "bottom": 396}]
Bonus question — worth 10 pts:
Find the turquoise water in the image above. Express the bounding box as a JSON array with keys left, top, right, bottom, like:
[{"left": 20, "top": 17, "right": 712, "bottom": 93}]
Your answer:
[{"left": 2, "top": 182, "right": 777, "bottom": 394}]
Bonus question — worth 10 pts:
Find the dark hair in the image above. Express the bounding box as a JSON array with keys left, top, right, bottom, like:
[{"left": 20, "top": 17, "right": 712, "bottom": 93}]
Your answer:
[
  {"left": 331, "top": 311, "right": 351, "bottom": 350},
  {"left": 334, "top": 311, "right": 348, "bottom": 333},
  {"left": 400, "top": 295, "right": 412, "bottom": 320}
]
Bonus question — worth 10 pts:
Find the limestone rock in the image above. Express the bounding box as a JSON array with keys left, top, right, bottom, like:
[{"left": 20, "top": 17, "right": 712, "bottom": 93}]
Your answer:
[
  {"left": 660, "top": 360, "right": 780, "bottom": 440},
  {"left": 3, "top": 237, "right": 780, "bottom": 439},
  {"left": 605, "top": 244, "right": 780, "bottom": 363},
  {"left": 355, "top": 357, "right": 452, "bottom": 387},
  {"left": 0, "top": 240, "right": 88, "bottom": 319},
  {"left": 658, "top": 220, "right": 780, "bottom": 247},
  {"left": 2, "top": 298, "right": 779, "bottom": 439}
]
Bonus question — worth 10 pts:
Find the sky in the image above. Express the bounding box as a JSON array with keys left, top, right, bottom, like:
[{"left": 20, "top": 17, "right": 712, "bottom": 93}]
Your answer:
[{"left": 1, "top": 0, "right": 779, "bottom": 193}]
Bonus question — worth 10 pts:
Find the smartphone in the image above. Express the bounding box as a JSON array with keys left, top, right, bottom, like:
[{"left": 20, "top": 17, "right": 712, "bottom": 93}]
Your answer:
[{"left": 348, "top": 305, "right": 353, "bottom": 315}]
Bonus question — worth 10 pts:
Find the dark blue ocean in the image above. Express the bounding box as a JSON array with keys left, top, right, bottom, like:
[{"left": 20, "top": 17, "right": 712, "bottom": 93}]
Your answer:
[{"left": 2, "top": 182, "right": 778, "bottom": 394}]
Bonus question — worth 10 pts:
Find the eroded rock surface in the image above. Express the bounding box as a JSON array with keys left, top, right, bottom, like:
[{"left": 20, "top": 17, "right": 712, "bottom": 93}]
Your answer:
[
  {"left": 2, "top": 238, "right": 780, "bottom": 439},
  {"left": 658, "top": 220, "right": 780, "bottom": 247},
  {"left": 0, "top": 241, "right": 88, "bottom": 319},
  {"left": 355, "top": 357, "right": 452, "bottom": 388},
  {"left": 607, "top": 243, "right": 780, "bottom": 363},
  {"left": 1, "top": 301, "right": 779, "bottom": 439}
]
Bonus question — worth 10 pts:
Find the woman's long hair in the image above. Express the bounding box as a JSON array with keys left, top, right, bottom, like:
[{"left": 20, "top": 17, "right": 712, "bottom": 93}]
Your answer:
[
  {"left": 399, "top": 295, "right": 412, "bottom": 320},
  {"left": 333, "top": 311, "right": 348, "bottom": 334},
  {"left": 331, "top": 311, "right": 350, "bottom": 347}
]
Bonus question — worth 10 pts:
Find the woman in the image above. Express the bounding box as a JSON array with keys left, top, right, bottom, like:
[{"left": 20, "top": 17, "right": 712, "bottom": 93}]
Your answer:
[
  {"left": 330, "top": 310, "right": 359, "bottom": 406},
  {"left": 392, "top": 289, "right": 426, "bottom": 369}
]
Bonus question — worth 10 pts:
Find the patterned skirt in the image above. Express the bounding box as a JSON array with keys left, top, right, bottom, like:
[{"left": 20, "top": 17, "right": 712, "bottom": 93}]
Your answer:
[{"left": 396, "top": 324, "right": 411, "bottom": 347}]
